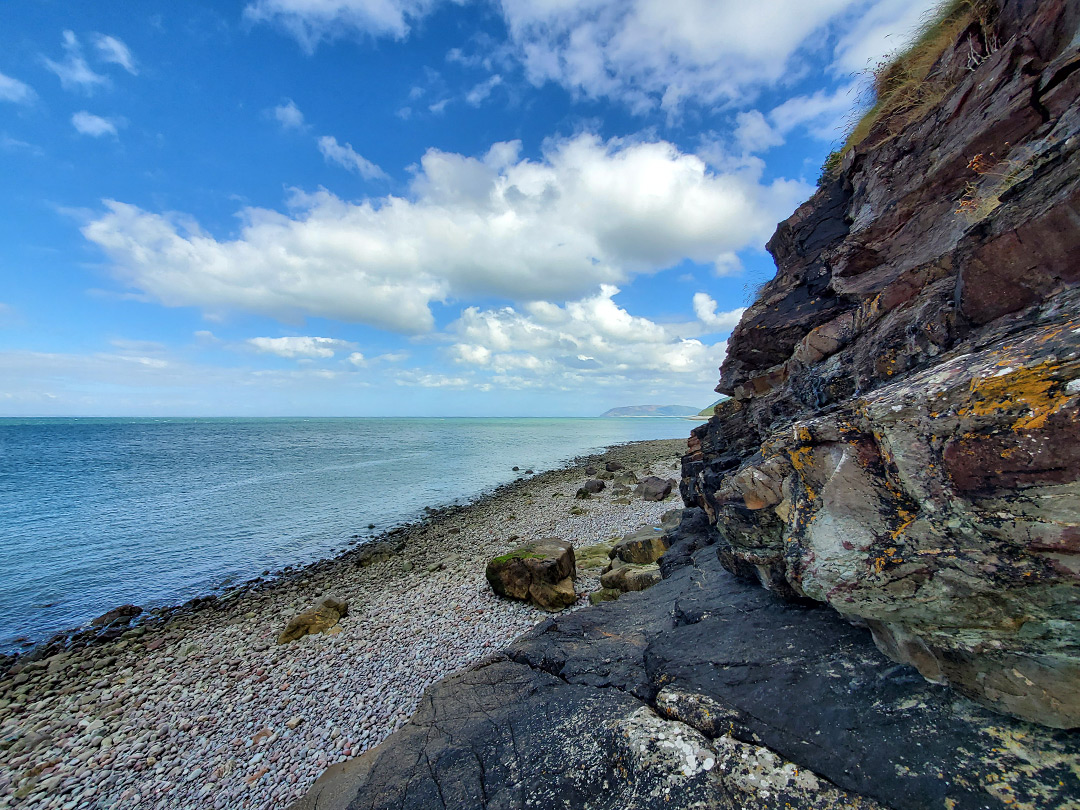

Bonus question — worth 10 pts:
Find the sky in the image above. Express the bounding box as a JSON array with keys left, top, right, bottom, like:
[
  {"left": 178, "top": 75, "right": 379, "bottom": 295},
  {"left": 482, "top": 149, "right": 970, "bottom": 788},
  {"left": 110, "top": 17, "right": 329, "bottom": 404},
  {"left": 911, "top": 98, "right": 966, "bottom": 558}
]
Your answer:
[{"left": 0, "top": 0, "right": 939, "bottom": 416}]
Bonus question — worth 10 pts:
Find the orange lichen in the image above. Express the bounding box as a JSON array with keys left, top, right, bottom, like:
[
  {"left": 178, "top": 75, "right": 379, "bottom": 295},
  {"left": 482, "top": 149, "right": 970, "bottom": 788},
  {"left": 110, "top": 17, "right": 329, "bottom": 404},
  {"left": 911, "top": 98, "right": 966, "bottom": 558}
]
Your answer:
[{"left": 960, "top": 359, "right": 1073, "bottom": 430}]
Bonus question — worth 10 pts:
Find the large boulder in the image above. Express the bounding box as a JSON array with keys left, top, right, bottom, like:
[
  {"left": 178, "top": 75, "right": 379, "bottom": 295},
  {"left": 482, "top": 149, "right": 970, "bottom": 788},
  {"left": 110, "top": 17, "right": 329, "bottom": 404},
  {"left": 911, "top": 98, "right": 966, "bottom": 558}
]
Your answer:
[
  {"left": 278, "top": 596, "right": 349, "bottom": 644},
  {"left": 635, "top": 476, "right": 674, "bottom": 502},
  {"left": 611, "top": 527, "right": 669, "bottom": 564},
  {"left": 486, "top": 539, "right": 577, "bottom": 611},
  {"left": 600, "top": 563, "right": 662, "bottom": 593},
  {"left": 604, "top": 461, "right": 624, "bottom": 472}
]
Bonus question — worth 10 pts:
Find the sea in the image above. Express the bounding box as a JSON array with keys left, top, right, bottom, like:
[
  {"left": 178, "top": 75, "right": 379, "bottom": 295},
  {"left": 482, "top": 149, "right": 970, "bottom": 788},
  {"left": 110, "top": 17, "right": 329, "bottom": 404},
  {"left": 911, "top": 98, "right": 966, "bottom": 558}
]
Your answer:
[{"left": 0, "top": 417, "right": 694, "bottom": 654}]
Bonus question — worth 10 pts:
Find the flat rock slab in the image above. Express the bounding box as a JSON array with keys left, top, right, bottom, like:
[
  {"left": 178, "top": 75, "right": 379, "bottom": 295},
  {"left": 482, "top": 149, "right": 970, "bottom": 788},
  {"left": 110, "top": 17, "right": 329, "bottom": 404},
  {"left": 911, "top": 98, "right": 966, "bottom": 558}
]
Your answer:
[{"left": 295, "top": 542, "right": 1080, "bottom": 810}]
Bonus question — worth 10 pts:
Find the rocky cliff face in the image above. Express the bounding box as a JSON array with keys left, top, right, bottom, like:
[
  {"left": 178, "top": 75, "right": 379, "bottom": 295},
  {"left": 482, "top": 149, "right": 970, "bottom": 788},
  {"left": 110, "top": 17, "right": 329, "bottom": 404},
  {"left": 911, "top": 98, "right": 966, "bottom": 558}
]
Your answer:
[{"left": 682, "top": 0, "right": 1080, "bottom": 728}]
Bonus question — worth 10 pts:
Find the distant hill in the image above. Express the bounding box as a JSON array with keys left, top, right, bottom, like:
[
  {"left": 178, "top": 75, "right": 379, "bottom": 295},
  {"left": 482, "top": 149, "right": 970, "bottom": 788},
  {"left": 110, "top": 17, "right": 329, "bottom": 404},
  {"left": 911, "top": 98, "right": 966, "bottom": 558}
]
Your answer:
[
  {"left": 600, "top": 404, "right": 701, "bottom": 417},
  {"left": 696, "top": 397, "right": 730, "bottom": 418}
]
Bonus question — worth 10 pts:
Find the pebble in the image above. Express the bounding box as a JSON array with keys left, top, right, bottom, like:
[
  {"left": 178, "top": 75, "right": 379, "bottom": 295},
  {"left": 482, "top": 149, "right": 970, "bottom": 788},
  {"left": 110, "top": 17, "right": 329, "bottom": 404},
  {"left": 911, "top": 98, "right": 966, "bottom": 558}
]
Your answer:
[{"left": 0, "top": 440, "right": 683, "bottom": 810}]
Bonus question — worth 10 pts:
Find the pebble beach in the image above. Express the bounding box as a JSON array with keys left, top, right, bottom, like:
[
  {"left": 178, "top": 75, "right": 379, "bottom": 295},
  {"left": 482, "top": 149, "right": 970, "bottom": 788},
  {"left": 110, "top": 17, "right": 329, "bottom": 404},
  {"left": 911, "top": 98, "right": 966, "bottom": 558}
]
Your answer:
[{"left": 0, "top": 438, "right": 686, "bottom": 810}]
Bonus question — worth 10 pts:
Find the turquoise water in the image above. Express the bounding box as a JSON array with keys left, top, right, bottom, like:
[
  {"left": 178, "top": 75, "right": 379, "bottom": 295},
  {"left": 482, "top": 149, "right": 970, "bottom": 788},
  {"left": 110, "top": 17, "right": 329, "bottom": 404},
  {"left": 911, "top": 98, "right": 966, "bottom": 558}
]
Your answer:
[{"left": 0, "top": 417, "right": 691, "bottom": 652}]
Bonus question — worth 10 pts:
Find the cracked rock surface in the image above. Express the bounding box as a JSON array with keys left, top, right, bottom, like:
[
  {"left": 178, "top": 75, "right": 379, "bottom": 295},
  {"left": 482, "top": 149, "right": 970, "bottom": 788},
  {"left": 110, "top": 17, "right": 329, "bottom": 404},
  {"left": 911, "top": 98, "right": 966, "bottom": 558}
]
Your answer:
[{"left": 291, "top": 514, "right": 1080, "bottom": 810}]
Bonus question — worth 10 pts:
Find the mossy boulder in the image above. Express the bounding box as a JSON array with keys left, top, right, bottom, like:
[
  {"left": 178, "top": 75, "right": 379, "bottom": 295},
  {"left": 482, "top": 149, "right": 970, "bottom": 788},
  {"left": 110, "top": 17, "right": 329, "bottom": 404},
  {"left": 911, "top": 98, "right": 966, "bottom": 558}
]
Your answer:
[{"left": 486, "top": 538, "right": 576, "bottom": 611}]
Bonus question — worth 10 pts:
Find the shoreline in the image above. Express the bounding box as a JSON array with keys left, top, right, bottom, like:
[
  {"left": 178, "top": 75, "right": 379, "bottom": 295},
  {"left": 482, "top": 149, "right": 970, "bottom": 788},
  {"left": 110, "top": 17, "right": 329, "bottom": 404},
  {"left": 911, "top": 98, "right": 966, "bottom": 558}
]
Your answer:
[
  {"left": 0, "top": 437, "right": 686, "bottom": 810},
  {"left": 0, "top": 435, "right": 678, "bottom": 670}
]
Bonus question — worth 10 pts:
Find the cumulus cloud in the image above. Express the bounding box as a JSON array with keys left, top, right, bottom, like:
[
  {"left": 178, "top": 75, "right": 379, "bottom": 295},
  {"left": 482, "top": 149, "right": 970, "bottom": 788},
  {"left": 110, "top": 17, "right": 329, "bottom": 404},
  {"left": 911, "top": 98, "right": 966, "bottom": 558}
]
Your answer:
[
  {"left": 693, "top": 292, "right": 745, "bottom": 332},
  {"left": 317, "top": 135, "right": 388, "bottom": 179},
  {"left": 832, "top": 0, "right": 942, "bottom": 76},
  {"left": 273, "top": 98, "right": 306, "bottom": 129},
  {"left": 71, "top": 111, "right": 123, "bottom": 137},
  {"left": 445, "top": 284, "right": 742, "bottom": 392},
  {"left": 82, "top": 134, "right": 806, "bottom": 333},
  {"left": 244, "top": 0, "right": 444, "bottom": 51},
  {"left": 733, "top": 110, "right": 784, "bottom": 154},
  {"left": 0, "top": 72, "right": 36, "bottom": 104},
  {"left": 497, "top": 0, "right": 858, "bottom": 113},
  {"left": 246, "top": 335, "right": 356, "bottom": 358},
  {"left": 43, "top": 31, "right": 108, "bottom": 93},
  {"left": 93, "top": 34, "right": 137, "bottom": 74}
]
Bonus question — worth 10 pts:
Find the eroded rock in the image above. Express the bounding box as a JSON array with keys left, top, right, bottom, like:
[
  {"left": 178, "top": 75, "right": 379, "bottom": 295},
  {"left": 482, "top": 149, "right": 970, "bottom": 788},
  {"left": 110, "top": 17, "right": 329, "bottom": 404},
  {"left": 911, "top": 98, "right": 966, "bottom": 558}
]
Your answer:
[
  {"left": 277, "top": 596, "right": 349, "bottom": 644},
  {"left": 485, "top": 538, "right": 576, "bottom": 611}
]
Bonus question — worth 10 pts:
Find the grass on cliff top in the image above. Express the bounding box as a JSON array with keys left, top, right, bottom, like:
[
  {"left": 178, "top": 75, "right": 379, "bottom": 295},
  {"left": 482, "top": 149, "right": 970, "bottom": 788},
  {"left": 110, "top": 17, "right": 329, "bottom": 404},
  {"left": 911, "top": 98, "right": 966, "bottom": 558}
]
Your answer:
[{"left": 821, "top": 0, "right": 998, "bottom": 182}]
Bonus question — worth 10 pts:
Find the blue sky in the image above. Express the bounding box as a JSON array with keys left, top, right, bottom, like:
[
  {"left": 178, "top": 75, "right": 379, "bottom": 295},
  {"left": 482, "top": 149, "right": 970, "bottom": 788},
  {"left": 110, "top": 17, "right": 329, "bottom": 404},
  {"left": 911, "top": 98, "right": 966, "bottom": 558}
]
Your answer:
[{"left": 0, "top": 0, "right": 937, "bottom": 416}]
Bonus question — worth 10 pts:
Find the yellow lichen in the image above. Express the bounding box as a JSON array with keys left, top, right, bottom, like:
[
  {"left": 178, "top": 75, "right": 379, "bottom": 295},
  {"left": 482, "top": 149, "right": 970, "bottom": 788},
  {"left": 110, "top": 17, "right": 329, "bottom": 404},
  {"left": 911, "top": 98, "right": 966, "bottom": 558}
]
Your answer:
[{"left": 960, "top": 359, "right": 1074, "bottom": 431}]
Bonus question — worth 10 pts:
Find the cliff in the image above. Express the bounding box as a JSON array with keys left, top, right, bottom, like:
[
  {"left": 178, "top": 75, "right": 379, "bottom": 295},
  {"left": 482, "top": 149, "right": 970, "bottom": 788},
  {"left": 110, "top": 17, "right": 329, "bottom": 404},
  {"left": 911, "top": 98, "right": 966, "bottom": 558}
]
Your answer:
[{"left": 683, "top": 0, "right": 1080, "bottom": 729}]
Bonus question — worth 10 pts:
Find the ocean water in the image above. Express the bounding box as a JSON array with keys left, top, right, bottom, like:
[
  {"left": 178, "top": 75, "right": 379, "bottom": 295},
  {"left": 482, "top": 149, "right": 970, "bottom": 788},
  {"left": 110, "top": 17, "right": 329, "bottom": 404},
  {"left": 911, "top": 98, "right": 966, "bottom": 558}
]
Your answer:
[{"left": 0, "top": 417, "right": 693, "bottom": 653}]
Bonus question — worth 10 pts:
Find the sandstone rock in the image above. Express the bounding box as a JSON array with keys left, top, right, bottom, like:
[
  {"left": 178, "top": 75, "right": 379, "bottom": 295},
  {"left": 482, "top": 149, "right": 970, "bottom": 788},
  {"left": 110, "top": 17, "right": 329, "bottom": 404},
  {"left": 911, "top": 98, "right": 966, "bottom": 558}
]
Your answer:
[
  {"left": 588, "top": 588, "right": 621, "bottom": 605},
  {"left": 612, "top": 470, "right": 638, "bottom": 486},
  {"left": 576, "top": 542, "right": 615, "bottom": 571},
  {"left": 635, "top": 476, "right": 674, "bottom": 502},
  {"left": 680, "top": 0, "right": 1080, "bottom": 728},
  {"left": 600, "top": 563, "right": 661, "bottom": 592},
  {"left": 277, "top": 596, "right": 349, "bottom": 644},
  {"left": 611, "top": 527, "right": 669, "bottom": 565},
  {"left": 485, "top": 539, "right": 576, "bottom": 611}
]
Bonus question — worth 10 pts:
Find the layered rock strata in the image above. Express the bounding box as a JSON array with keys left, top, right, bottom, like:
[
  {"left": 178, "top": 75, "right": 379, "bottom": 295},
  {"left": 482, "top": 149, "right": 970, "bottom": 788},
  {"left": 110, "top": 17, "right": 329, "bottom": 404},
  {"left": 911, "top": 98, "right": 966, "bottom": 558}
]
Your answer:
[{"left": 682, "top": 0, "right": 1080, "bottom": 727}]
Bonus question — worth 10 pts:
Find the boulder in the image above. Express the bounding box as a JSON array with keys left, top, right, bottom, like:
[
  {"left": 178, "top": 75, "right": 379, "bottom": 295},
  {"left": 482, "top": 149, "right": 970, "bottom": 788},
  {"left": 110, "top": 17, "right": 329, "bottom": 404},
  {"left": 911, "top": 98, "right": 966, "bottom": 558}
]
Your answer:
[
  {"left": 576, "top": 542, "right": 615, "bottom": 571},
  {"left": 584, "top": 466, "right": 597, "bottom": 476},
  {"left": 600, "top": 562, "right": 662, "bottom": 592},
  {"left": 91, "top": 604, "right": 142, "bottom": 628},
  {"left": 604, "top": 461, "right": 624, "bottom": 472},
  {"left": 353, "top": 540, "right": 402, "bottom": 568},
  {"left": 611, "top": 527, "right": 669, "bottom": 565},
  {"left": 613, "top": 470, "right": 638, "bottom": 486},
  {"left": 596, "top": 470, "right": 615, "bottom": 480},
  {"left": 588, "top": 588, "right": 621, "bottom": 605},
  {"left": 278, "top": 595, "right": 349, "bottom": 644},
  {"left": 635, "top": 476, "right": 674, "bottom": 501},
  {"left": 485, "top": 539, "right": 577, "bottom": 611},
  {"left": 579, "top": 479, "right": 605, "bottom": 496}
]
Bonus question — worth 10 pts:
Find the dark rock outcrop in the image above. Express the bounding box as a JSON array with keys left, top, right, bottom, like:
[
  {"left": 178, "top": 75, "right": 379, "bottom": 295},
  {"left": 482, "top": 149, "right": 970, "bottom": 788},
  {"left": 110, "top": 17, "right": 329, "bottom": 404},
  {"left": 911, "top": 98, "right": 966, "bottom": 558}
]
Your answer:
[
  {"left": 635, "top": 476, "right": 674, "bottom": 502},
  {"left": 682, "top": 0, "right": 1080, "bottom": 728},
  {"left": 292, "top": 542, "right": 1080, "bottom": 810},
  {"left": 485, "top": 539, "right": 577, "bottom": 611}
]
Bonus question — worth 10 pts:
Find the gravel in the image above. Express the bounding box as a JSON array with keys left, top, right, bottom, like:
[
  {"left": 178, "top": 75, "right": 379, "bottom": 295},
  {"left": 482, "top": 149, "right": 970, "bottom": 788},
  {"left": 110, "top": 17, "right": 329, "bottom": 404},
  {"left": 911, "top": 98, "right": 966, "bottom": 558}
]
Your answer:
[{"left": 0, "top": 439, "right": 686, "bottom": 810}]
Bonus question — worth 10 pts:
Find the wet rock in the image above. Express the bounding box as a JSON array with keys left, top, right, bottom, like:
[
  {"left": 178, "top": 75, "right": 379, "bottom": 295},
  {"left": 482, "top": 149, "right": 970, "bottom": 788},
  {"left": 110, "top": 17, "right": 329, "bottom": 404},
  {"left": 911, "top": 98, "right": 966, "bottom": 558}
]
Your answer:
[
  {"left": 485, "top": 539, "right": 576, "bottom": 611},
  {"left": 277, "top": 596, "right": 349, "bottom": 644},
  {"left": 90, "top": 604, "right": 142, "bottom": 628}
]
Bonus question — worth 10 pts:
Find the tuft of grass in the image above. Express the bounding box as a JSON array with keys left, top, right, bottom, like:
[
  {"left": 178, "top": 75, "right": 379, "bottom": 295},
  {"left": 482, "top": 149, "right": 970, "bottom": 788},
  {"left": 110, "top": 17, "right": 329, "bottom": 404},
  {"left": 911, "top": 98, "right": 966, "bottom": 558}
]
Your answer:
[
  {"left": 842, "top": 0, "right": 998, "bottom": 154},
  {"left": 817, "top": 150, "right": 843, "bottom": 188}
]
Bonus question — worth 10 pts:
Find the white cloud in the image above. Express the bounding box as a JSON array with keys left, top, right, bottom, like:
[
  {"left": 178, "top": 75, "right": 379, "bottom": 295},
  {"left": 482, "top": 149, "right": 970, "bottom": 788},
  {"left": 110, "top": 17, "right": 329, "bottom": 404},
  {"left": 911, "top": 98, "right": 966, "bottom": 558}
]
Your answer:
[
  {"left": 93, "top": 34, "right": 138, "bottom": 74},
  {"left": 734, "top": 110, "right": 784, "bottom": 154},
  {"left": 498, "top": 0, "right": 857, "bottom": 113},
  {"left": 0, "top": 72, "right": 36, "bottom": 104},
  {"left": 347, "top": 351, "right": 367, "bottom": 366},
  {"left": 246, "top": 336, "right": 357, "bottom": 358},
  {"left": 244, "top": 0, "right": 444, "bottom": 52},
  {"left": 82, "top": 133, "right": 807, "bottom": 333},
  {"left": 445, "top": 284, "right": 742, "bottom": 392},
  {"left": 317, "top": 135, "right": 388, "bottom": 180},
  {"left": 693, "top": 292, "right": 745, "bottom": 332},
  {"left": 273, "top": 98, "right": 306, "bottom": 129},
  {"left": 44, "top": 31, "right": 108, "bottom": 93},
  {"left": 71, "top": 111, "right": 122, "bottom": 137},
  {"left": 769, "top": 82, "right": 860, "bottom": 142},
  {"left": 832, "top": 0, "right": 942, "bottom": 76},
  {"left": 465, "top": 75, "right": 503, "bottom": 106}
]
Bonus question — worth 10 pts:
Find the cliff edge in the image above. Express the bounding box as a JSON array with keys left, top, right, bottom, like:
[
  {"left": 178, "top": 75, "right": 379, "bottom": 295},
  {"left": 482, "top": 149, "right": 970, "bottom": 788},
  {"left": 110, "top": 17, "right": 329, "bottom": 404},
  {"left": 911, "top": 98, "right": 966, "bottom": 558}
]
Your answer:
[{"left": 683, "top": 0, "right": 1080, "bottom": 728}]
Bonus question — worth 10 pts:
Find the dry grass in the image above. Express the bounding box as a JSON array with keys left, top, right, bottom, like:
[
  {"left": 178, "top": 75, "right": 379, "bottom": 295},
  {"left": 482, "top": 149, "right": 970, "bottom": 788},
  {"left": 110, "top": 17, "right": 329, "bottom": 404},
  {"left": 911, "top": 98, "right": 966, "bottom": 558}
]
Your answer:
[{"left": 842, "top": 0, "right": 998, "bottom": 153}]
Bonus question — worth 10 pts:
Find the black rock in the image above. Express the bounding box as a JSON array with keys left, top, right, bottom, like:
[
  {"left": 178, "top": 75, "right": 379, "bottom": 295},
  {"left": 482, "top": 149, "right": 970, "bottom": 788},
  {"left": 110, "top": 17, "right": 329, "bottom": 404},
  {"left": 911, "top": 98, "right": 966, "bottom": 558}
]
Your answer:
[{"left": 293, "top": 538, "right": 1080, "bottom": 810}]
